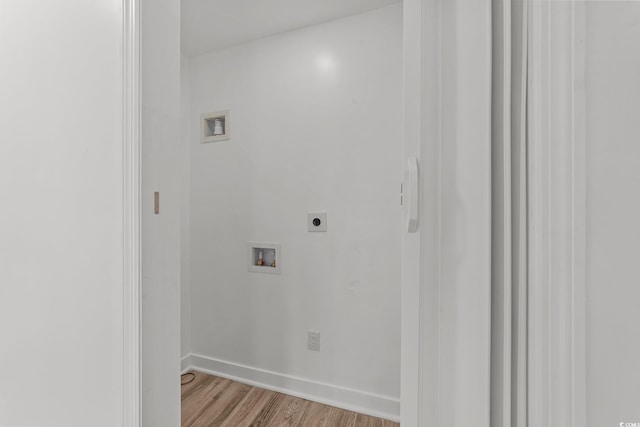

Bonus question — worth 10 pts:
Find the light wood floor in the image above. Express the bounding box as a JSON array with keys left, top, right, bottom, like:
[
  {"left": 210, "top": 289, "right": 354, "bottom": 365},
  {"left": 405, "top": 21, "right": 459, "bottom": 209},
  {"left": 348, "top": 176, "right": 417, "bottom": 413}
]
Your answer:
[{"left": 181, "top": 371, "right": 399, "bottom": 427}]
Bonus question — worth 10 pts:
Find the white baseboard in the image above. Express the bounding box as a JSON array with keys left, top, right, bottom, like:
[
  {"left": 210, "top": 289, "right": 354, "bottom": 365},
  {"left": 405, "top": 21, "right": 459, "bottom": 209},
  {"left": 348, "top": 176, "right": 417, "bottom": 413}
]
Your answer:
[
  {"left": 185, "top": 353, "right": 400, "bottom": 422},
  {"left": 180, "top": 354, "right": 192, "bottom": 374}
]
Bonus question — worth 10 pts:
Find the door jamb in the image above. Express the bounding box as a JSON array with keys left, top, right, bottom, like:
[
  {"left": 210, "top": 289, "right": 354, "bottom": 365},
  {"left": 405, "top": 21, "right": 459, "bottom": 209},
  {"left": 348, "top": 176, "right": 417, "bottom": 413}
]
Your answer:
[
  {"left": 125, "top": 1, "right": 494, "bottom": 426},
  {"left": 123, "top": 0, "right": 142, "bottom": 425}
]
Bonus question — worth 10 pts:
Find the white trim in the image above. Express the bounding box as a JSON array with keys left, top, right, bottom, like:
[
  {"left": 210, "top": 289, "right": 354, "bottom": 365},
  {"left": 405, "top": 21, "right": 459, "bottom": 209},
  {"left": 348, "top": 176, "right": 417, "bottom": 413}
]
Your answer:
[
  {"left": 490, "top": 1, "right": 513, "bottom": 426},
  {"left": 570, "top": 3, "right": 587, "bottom": 425},
  {"left": 400, "top": 0, "right": 424, "bottom": 425},
  {"left": 512, "top": 2, "right": 529, "bottom": 425},
  {"left": 122, "top": 0, "right": 141, "bottom": 426},
  {"left": 526, "top": 1, "right": 587, "bottom": 426},
  {"left": 181, "top": 354, "right": 193, "bottom": 374},
  {"left": 186, "top": 353, "right": 400, "bottom": 422}
]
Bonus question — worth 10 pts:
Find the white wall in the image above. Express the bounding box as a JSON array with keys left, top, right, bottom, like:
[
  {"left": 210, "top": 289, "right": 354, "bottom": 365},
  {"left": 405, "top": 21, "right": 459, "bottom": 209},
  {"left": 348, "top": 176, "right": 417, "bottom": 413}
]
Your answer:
[
  {"left": 0, "top": 2, "right": 125, "bottom": 426},
  {"left": 184, "top": 4, "right": 403, "bottom": 416},
  {"left": 585, "top": 3, "right": 640, "bottom": 426},
  {"left": 141, "top": 0, "right": 181, "bottom": 425}
]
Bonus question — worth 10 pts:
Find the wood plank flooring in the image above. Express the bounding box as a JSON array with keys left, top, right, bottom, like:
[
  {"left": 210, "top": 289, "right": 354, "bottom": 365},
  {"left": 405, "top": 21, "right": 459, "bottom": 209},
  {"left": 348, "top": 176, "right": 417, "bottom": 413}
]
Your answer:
[{"left": 181, "top": 371, "right": 399, "bottom": 427}]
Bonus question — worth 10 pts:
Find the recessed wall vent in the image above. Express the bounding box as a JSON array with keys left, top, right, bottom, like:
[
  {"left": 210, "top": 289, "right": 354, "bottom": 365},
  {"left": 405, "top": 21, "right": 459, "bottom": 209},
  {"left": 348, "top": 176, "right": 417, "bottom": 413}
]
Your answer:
[{"left": 201, "top": 110, "right": 230, "bottom": 143}]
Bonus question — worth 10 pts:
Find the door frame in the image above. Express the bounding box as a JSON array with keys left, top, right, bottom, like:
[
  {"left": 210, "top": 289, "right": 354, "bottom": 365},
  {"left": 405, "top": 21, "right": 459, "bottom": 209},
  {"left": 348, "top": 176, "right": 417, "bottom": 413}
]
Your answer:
[
  {"left": 123, "top": 0, "right": 141, "bottom": 425},
  {"left": 123, "top": 0, "right": 495, "bottom": 425},
  {"left": 526, "top": 2, "right": 587, "bottom": 425}
]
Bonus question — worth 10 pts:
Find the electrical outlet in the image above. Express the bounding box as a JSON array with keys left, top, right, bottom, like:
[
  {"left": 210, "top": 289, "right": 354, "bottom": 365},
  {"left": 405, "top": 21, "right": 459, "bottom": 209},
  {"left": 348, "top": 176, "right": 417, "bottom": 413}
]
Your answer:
[{"left": 307, "top": 330, "right": 320, "bottom": 351}]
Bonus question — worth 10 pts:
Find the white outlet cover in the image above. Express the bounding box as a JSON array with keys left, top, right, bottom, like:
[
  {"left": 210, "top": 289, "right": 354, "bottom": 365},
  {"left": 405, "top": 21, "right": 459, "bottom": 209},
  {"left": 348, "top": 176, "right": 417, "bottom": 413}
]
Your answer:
[
  {"left": 307, "top": 330, "right": 321, "bottom": 351},
  {"left": 307, "top": 212, "right": 327, "bottom": 232}
]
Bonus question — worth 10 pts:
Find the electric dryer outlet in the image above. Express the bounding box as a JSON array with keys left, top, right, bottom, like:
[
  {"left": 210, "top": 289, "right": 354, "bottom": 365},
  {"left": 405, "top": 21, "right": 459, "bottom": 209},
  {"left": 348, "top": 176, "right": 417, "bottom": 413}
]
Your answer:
[{"left": 307, "top": 212, "right": 327, "bottom": 232}]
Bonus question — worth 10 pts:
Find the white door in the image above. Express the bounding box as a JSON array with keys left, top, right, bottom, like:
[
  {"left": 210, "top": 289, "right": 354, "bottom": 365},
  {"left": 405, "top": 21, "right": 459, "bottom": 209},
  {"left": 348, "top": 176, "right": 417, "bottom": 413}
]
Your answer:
[{"left": 401, "top": 0, "right": 493, "bottom": 426}]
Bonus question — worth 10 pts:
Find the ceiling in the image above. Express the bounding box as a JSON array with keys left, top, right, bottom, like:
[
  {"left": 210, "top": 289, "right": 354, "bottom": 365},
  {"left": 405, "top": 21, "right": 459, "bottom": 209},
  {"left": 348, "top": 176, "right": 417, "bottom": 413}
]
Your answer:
[{"left": 181, "top": 0, "right": 402, "bottom": 57}]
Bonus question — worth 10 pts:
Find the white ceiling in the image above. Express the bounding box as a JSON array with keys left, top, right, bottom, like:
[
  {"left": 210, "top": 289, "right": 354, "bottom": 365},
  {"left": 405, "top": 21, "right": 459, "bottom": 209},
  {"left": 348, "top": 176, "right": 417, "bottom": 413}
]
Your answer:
[{"left": 181, "top": 0, "right": 402, "bottom": 57}]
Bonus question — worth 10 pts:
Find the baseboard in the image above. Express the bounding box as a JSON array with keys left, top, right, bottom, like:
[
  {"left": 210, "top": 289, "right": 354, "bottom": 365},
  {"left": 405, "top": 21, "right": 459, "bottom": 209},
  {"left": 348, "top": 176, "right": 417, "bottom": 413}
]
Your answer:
[
  {"left": 187, "top": 353, "right": 400, "bottom": 422},
  {"left": 180, "top": 354, "right": 192, "bottom": 374}
]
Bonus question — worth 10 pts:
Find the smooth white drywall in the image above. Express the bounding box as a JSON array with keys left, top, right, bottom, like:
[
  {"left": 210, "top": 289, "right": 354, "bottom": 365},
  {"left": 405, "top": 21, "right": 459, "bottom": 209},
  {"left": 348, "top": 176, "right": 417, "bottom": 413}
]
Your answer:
[
  {"left": 141, "top": 0, "right": 181, "bottom": 425},
  {"left": 181, "top": 0, "right": 401, "bottom": 56},
  {"left": 585, "top": 3, "right": 640, "bottom": 426},
  {"left": 186, "top": 4, "right": 402, "bottom": 400},
  {"left": 0, "top": 2, "right": 124, "bottom": 426}
]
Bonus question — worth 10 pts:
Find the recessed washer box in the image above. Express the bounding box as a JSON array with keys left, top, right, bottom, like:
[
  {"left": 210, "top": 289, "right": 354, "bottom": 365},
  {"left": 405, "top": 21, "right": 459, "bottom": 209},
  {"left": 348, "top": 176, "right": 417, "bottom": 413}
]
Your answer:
[
  {"left": 201, "top": 110, "right": 230, "bottom": 143},
  {"left": 247, "top": 242, "right": 281, "bottom": 274}
]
